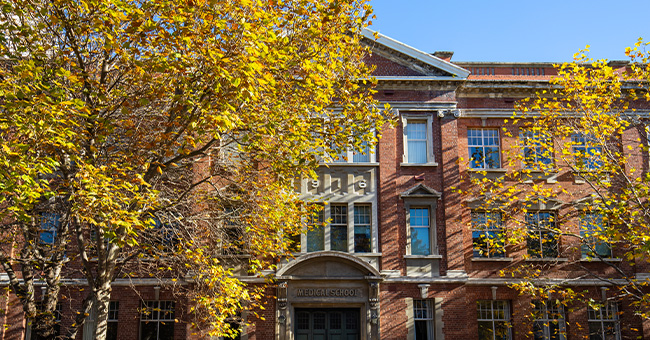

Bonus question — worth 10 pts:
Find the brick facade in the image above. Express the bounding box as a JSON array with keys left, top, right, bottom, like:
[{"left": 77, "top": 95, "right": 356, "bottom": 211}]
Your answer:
[{"left": 2, "top": 29, "right": 647, "bottom": 340}]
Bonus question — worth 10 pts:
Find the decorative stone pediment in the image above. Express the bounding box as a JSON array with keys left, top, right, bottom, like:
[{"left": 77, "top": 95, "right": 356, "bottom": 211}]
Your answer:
[
  {"left": 361, "top": 29, "right": 470, "bottom": 79},
  {"left": 277, "top": 251, "right": 381, "bottom": 278},
  {"left": 400, "top": 184, "right": 442, "bottom": 199}
]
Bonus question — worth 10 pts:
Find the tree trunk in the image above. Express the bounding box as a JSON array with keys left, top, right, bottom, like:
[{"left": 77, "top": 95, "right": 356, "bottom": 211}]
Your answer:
[{"left": 92, "top": 288, "right": 111, "bottom": 340}]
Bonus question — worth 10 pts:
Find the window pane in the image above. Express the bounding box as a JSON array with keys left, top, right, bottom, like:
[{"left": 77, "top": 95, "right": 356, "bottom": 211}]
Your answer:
[
  {"left": 353, "top": 141, "right": 370, "bottom": 163},
  {"left": 139, "top": 322, "right": 157, "bottom": 340},
  {"left": 307, "top": 226, "right": 324, "bottom": 252},
  {"left": 354, "top": 225, "right": 371, "bottom": 253},
  {"left": 408, "top": 141, "right": 427, "bottom": 163},
  {"left": 411, "top": 227, "right": 430, "bottom": 255},
  {"left": 331, "top": 225, "right": 348, "bottom": 252},
  {"left": 330, "top": 205, "right": 348, "bottom": 252},
  {"left": 354, "top": 205, "right": 371, "bottom": 253},
  {"left": 469, "top": 146, "right": 485, "bottom": 169},
  {"left": 407, "top": 122, "right": 427, "bottom": 163},
  {"left": 469, "top": 129, "right": 501, "bottom": 169},
  {"left": 410, "top": 208, "right": 429, "bottom": 227},
  {"left": 415, "top": 320, "right": 430, "bottom": 340},
  {"left": 107, "top": 323, "right": 118, "bottom": 340},
  {"left": 407, "top": 122, "right": 427, "bottom": 139}
]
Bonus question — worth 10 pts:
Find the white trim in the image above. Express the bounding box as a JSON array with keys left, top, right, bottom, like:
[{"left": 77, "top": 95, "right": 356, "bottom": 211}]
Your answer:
[
  {"left": 401, "top": 114, "right": 435, "bottom": 165},
  {"left": 362, "top": 29, "right": 470, "bottom": 78}
]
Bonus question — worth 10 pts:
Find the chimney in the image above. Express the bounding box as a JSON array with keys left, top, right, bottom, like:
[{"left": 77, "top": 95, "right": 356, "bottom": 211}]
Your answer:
[{"left": 433, "top": 51, "right": 454, "bottom": 62}]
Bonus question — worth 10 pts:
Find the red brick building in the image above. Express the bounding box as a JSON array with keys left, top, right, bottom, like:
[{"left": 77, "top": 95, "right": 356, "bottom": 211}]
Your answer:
[{"left": 1, "top": 29, "right": 647, "bottom": 340}]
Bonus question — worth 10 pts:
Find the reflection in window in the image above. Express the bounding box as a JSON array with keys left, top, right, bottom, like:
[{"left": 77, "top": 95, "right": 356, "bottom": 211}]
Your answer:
[
  {"left": 140, "top": 301, "right": 175, "bottom": 340},
  {"left": 330, "top": 204, "right": 348, "bottom": 252},
  {"left": 306, "top": 205, "right": 324, "bottom": 252},
  {"left": 477, "top": 300, "right": 511, "bottom": 340},
  {"left": 468, "top": 129, "right": 501, "bottom": 169},
  {"left": 526, "top": 212, "right": 558, "bottom": 258},
  {"left": 580, "top": 213, "right": 612, "bottom": 258},
  {"left": 572, "top": 134, "right": 602, "bottom": 170},
  {"left": 588, "top": 302, "right": 620, "bottom": 340},
  {"left": 472, "top": 211, "right": 505, "bottom": 258},
  {"left": 533, "top": 301, "right": 565, "bottom": 340},
  {"left": 410, "top": 208, "right": 430, "bottom": 255},
  {"left": 354, "top": 205, "right": 371, "bottom": 253},
  {"left": 521, "top": 130, "right": 553, "bottom": 169}
]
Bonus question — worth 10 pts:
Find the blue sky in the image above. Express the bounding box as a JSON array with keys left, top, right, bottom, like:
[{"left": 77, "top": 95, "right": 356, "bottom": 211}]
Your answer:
[{"left": 368, "top": 0, "right": 650, "bottom": 62}]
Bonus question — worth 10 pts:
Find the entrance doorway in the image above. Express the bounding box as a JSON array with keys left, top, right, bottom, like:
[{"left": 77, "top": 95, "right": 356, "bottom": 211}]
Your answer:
[{"left": 294, "top": 308, "right": 360, "bottom": 340}]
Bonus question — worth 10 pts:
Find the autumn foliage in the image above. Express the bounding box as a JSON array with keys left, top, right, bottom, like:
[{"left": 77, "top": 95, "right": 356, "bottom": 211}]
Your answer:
[{"left": 0, "top": 0, "right": 389, "bottom": 339}]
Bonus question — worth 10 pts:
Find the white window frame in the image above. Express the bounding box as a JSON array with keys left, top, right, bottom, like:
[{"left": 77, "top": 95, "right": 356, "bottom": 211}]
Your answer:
[
  {"left": 580, "top": 212, "right": 612, "bottom": 258},
  {"left": 526, "top": 211, "right": 559, "bottom": 258},
  {"left": 471, "top": 211, "right": 506, "bottom": 258},
  {"left": 477, "top": 300, "right": 511, "bottom": 340},
  {"left": 302, "top": 202, "right": 377, "bottom": 254},
  {"left": 468, "top": 128, "right": 501, "bottom": 169},
  {"left": 403, "top": 200, "right": 438, "bottom": 257},
  {"left": 401, "top": 114, "right": 436, "bottom": 166},
  {"left": 413, "top": 299, "right": 434, "bottom": 340},
  {"left": 588, "top": 301, "right": 620, "bottom": 340},
  {"left": 331, "top": 141, "right": 376, "bottom": 164},
  {"left": 140, "top": 301, "right": 175, "bottom": 340},
  {"left": 84, "top": 301, "right": 119, "bottom": 340},
  {"left": 571, "top": 133, "right": 602, "bottom": 170},
  {"left": 520, "top": 129, "right": 553, "bottom": 169},
  {"left": 533, "top": 301, "right": 566, "bottom": 340},
  {"left": 408, "top": 207, "right": 432, "bottom": 256}
]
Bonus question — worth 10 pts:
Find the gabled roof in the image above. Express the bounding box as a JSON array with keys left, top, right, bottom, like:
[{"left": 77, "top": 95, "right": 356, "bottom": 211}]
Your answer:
[
  {"left": 400, "top": 183, "right": 442, "bottom": 199},
  {"left": 361, "top": 28, "right": 470, "bottom": 79}
]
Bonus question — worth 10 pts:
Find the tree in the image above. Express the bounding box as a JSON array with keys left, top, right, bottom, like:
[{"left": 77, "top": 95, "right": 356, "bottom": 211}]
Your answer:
[
  {"left": 459, "top": 40, "right": 650, "bottom": 331},
  {"left": 0, "top": 0, "right": 390, "bottom": 339}
]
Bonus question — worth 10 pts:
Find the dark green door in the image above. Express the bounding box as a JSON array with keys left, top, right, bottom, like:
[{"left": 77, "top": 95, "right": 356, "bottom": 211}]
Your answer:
[{"left": 294, "top": 308, "right": 360, "bottom": 340}]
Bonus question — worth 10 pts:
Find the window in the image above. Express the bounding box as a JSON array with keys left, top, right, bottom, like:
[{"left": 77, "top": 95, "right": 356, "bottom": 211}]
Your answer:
[
  {"left": 406, "top": 121, "right": 428, "bottom": 163},
  {"left": 410, "top": 207, "right": 431, "bottom": 255},
  {"left": 588, "top": 302, "right": 620, "bottom": 340},
  {"left": 84, "top": 301, "right": 119, "bottom": 340},
  {"left": 306, "top": 205, "right": 325, "bottom": 252},
  {"left": 580, "top": 213, "right": 612, "bottom": 258},
  {"left": 413, "top": 300, "right": 434, "bottom": 340},
  {"left": 468, "top": 129, "right": 501, "bottom": 169},
  {"left": 222, "top": 206, "right": 247, "bottom": 255},
  {"left": 107, "top": 301, "right": 119, "bottom": 340},
  {"left": 39, "top": 212, "right": 60, "bottom": 244},
  {"left": 330, "top": 141, "right": 375, "bottom": 163},
  {"left": 304, "top": 203, "right": 374, "bottom": 254},
  {"left": 533, "top": 301, "right": 566, "bottom": 340},
  {"left": 472, "top": 211, "right": 505, "bottom": 258},
  {"left": 572, "top": 134, "right": 602, "bottom": 170},
  {"left": 140, "top": 301, "right": 175, "bottom": 340},
  {"left": 330, "top": 204, "right": 348, "bottom": 252},
  {"left": 526, "top": 212, "right": 558, "bottom": 258},
  {"left": 402, "top": 115, "right": 434, "bottom": 165},
  {"left": 353, "top": 205, "right": 371, "bottom": 253},
  {"left": 477, "top": 300, "right": 511, "bottom": 340},
  {"left": 521, "top": 130, "right": 553, "bottom": 169}
]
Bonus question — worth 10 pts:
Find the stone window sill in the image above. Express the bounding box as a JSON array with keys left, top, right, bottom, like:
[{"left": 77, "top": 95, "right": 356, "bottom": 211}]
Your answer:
[
  {"left": 580, "top": 257, "right": 622, "bottom": 263},
  {"left": 471, "top": 257, "right": 514, "bottom": 262},
  {"left": 323, "top": 162, "right": 380, "bottom": 167},
  {"left": 404, "top": 254, "right": 443, "bottom": 259},
  {"left": 468, "top": 168, "right": 507, "bottom": 173},
  {"left": 400, "top": 162, "right": 439, "bottom": 167},
  {"left": 525, "top": 257, "right": 568, "bottom": 262},
  {"left": 469, "top": 168, "right": 507, "bottom": 180},
  {"left": 521, "top": 170, "right": 558, "bottom": 184}
]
